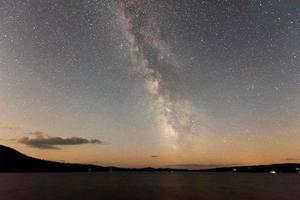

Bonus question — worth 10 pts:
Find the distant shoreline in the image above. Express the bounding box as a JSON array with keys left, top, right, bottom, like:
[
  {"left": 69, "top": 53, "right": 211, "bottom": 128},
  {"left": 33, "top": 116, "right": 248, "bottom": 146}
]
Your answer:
[{"left": 1, "top": 145, "right": 300, "bottom": 173}]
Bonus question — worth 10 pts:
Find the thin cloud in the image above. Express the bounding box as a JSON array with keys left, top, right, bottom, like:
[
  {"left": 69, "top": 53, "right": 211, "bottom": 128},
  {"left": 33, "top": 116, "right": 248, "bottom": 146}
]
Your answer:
[
  {"left": 285, "top": 158, "right": 300, "bottom": 161},
  {"left": 2, "top": 126, "right": 14, "bottom": 131},
  {"left": 19, "top": 135, "right": 103, "bottom": 149},
  {"left": 0, "top": 123, "right": 21, "bottom": 131},
  {"left": 27, "top": 131, "right": 44, "bottom": 137},
  {"left": 165, "top": 164, "right": 239, "bottom": 170}
]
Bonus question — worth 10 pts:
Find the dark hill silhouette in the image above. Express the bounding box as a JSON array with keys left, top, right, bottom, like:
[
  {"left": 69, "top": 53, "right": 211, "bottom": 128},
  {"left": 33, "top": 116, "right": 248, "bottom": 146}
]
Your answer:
[
  {"left": 0, "top": 145, "right": 109, "bottom": 172},
  {"left": 1, "top": 145, "right": 300, "bottom": 173}
]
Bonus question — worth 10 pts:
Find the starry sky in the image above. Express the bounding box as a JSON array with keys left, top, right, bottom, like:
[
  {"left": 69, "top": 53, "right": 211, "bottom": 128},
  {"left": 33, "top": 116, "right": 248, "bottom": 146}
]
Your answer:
[{"left": 0, "top": 0, "right": 299, "bottom": 168}]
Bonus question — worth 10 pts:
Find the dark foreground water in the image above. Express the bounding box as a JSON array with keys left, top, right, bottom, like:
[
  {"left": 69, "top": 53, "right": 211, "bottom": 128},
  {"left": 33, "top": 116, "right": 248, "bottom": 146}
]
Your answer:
[{"left": 0, "top": 172, "right": 299, "bottom": 200}]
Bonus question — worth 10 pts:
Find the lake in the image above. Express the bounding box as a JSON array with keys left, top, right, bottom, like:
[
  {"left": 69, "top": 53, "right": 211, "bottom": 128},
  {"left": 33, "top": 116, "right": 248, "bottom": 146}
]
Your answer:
[{"left": 0, "top": 172, "right": 299, "bottom": 200}]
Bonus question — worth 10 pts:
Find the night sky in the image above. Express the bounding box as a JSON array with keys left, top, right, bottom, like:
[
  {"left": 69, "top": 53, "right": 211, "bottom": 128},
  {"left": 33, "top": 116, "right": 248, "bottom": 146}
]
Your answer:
[{"left": 0, "top": 0, "right": 299, "bottom": 168}]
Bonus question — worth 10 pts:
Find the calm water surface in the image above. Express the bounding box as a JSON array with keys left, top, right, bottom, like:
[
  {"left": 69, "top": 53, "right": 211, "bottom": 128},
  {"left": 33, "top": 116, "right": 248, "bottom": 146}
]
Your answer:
[{"left": 0, "top": 172, "right": 299, "bottom": 200}]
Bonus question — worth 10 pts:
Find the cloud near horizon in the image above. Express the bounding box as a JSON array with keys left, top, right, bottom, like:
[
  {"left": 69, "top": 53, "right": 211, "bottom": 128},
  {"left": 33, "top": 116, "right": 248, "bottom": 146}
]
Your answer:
[
  {"left": 285, "top": 158, "right": 300, "bottom": 161},
  {"left": 165, "top": 163, "right": 240, "bottom": 170},
  {"left": 19, "top": 135, "right": 103, "bottom": 149}
]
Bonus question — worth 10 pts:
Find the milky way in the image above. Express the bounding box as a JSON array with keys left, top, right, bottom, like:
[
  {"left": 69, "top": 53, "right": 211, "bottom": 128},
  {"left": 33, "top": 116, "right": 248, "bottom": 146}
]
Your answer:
[{"left": 115, "top": 0, "right": 201, "bottom": 147}]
